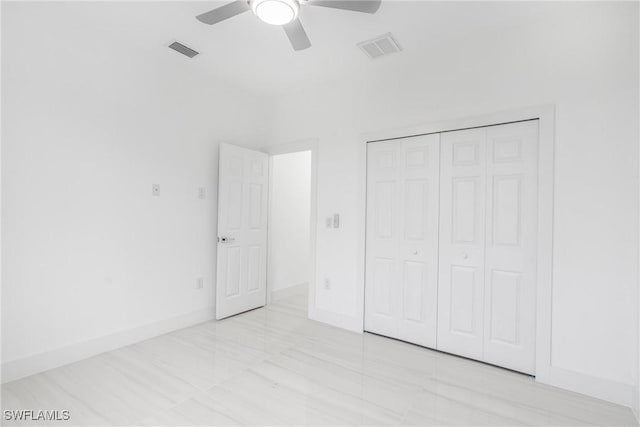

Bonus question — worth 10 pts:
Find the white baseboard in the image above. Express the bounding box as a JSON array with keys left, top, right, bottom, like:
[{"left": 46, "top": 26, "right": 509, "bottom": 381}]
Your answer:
[
  {"left": 1, "top": 307, "right": 216, "bottom": 384},
  {"left": 536, "top": 365, "right": 634, "bottom": 408},
  {"left": 270, "top": 282, "right": 307, "bottom": 302}
]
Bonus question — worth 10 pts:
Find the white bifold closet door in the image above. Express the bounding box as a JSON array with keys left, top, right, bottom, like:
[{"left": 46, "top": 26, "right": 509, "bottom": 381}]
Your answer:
[
  {"left": 365, "top": 134, "right": 440, "bottom": 348},
  {"left": 365, "top": 120, "right": 538, "bottom": 375},
  {"left": 437, "top": 120, "right": 538, "bottom": 374}
]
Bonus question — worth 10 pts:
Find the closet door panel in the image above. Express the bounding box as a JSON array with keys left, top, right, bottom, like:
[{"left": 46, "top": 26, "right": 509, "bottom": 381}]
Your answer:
[
  {"left": 437, "top": 128, "right": 486, "bottom": 361},
  {"left": 397, "top": 134, "right": 440, "bottom": 347},
  {"left": 365, "top": 141, "right": 402, "bottom": 338},
  {"left": 365, "top": 134, "right": 439, "bottom": 348},
  {"left": 483, "top": 120, "right": 538, "bottom": 374}
]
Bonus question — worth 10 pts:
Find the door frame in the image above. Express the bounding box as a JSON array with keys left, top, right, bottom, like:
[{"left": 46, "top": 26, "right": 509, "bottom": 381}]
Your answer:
[
  {"left": 357, "top": 105, "right": 555, "bottom": 380},
  {"left": 262, "top": 139, "right": 318, "bottom": 310}
]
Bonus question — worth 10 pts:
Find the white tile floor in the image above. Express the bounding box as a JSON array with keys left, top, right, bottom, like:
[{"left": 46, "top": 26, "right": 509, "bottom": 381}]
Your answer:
[{"left": 2, "top": 293, "right": 637, "bottom": 426}]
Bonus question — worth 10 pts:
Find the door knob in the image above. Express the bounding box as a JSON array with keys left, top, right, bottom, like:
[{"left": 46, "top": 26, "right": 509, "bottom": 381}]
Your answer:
[
  {"left": 218, "top": 237, "right": 235, "bottom": 243},
  {"left": 413, "top": 249, "right": 418, "bottom": 255},
  {"left": 462, "top": 252, "right": 469, "bottom": 260}
]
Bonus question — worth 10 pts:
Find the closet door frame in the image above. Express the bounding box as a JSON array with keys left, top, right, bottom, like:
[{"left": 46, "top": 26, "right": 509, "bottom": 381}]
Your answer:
[{"left": 357, "top": 105, "right": 555, "bottom": 384}]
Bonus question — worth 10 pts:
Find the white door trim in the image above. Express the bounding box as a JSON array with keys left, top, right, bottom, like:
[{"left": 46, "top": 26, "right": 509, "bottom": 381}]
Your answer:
[{"left": 263, "top": 139, "right": 318, "bottom": 313}]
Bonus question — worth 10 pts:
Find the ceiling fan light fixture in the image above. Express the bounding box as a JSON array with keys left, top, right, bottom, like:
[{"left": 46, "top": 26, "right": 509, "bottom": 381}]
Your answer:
[{"left": 252, "top": 0, "right": 299, "bottom": 25}]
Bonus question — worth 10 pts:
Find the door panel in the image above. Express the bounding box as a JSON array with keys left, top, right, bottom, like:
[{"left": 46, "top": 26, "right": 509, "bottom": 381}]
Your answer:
[
  {"left": 216, "top": 143, "right": 268, "bottom": 319},
  {"left": 366, "top": 141, "right": 401, "bottom": 337},
  {"left": 437, "top": 128, "right": 486, "bottom": 361},
  {"left": 248, "top": 183, "right": 264, "bottom": 229},
  {"left": 227, "top": 181, "right": 243, "bottom": 230},
  {"left": 452, "top": 178, "right": 479, "bottom": 243},
  {"left": 225, "top": 246, "right": 242, "bottom": 297},
  {"left": 492, "top": 175, "right": 522, "bottom": 245},
  {"left": 398, "top": 135, "right": 440, "bottom": 346},
  {"left": 247, "top": 246, "right": 262, "bottom": 292},
  {"left": 375, "top": 181, "right": 396, "bottom": 238},
  {"left": 488, "top": 270, "right": 521, "bottom": 344},
  {"left": 449, "top": 265, "right": 477, "bottom": 334},
  {"left": 373, "top": 257, "right": 395, "bottom": 316},
  {"left": 483, "top": 121, "right": 538, "bottom": 374},
  {"left": 403, "top": 261, "right": 426, "bottom": 321},
  {"left": 365, "top": 134, "right": 440, "bottom": 348},
  {"left": 404, "top": 180, "right": 427, "bottom": 240}
]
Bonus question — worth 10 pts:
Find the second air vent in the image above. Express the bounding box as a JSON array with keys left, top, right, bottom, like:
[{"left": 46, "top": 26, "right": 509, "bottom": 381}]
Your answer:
[
  {"left": 168, "top": 41, "right": 199, "bottom": 58},
  {"left": 357, "top": 33, "right": 402, "bottom": 60}
]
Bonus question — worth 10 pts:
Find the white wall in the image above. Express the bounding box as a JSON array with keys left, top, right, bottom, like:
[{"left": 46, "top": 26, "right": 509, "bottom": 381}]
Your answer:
[
  {"left": 636, "top": 2, "right": 640, "bottom": 416},
  {"left": 636, "top": 1, "right": 640, "bottom": 415},
  {"left": 264, "top": 2, "right": 639, "bottom": 406},
  {"left": 1, "top": 2, "right": 270, "bottom": 379},
  {"left": 267, "top": 151, "right": 311, "bottom": 297}
]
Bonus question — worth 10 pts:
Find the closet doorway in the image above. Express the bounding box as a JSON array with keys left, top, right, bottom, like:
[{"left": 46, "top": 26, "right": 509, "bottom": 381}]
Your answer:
[{"left": 364, "top": 120, "right": 539, "bottom": 375}]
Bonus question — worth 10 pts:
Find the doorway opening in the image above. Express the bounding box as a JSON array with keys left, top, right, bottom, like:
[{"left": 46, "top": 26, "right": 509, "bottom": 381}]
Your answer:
[{"left": 267, "top": 150, "right": 312, "bottom": 314}]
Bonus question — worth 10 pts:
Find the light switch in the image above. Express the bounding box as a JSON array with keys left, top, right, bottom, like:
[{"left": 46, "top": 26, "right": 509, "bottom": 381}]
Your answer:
[
  {"left": 198, "top": 187, "right": 206, "bottom": 199},
  {"left": 333, "top": 213, "right": 340, "bottom": 228},
  {"left": 326, "top": 217, "right": 332, "bottom": 228}
]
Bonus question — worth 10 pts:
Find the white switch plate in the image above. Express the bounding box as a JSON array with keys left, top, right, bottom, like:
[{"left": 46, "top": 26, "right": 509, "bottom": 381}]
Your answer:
[
  {"left": 326, "top": 217, "right": 332, "bottom": 228},
  {"left": 196, "top": 277, "right": 204, "bottom": 289},
  {"left": 333, "top": 213, "right": 340, "bottom": 228},
  {"left": 198, "top": 187, "right": 206, "bottom": 199},
  {"left": 152, "top": 184, "right": 160, "bottom": 197}
]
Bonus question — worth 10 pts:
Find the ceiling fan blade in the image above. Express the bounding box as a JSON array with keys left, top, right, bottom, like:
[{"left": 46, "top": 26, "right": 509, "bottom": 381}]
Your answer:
[
  {"left": 283, "top": 19, "right": 311, "bottom": 51},
  {"left": 196, "top": 1, "right": 251, "bottom": 25},
  {"left": 306, "top": 0, "right": 381, "bottom": 14}
]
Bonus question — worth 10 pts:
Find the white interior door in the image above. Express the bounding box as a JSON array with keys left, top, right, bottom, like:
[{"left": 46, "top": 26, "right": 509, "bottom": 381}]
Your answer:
[
  {"left": 437, "top": 128, "right": 487, "bottom": 361},
  {"left": 483, "top": 121, "right": 538, "bottom": 374},
  {"left": 216, "top": 143, "right": 268, "bottom": 320},
  {"left": 365, "top": 134, "right": 440, "bottom": 348}
]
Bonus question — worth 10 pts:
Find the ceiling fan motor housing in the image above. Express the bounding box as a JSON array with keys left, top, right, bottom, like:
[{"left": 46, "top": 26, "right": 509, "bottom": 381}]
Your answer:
[{"left": 251, "top": 0, "right": 300, "bottom": 25}]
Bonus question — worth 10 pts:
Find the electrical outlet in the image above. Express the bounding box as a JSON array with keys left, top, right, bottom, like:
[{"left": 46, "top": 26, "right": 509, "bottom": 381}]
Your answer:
[
  {"left": 198, "top": 187, "right": 206, "bottom": 199},
  {"left": 323, "top": 279, "right": 331, "bottom": 290},
  {"left": 152, "top": 184, "right": 160, "bottom": 197},
  {"left": 196, "top": 277, "right": 204, "bottom": 289}
]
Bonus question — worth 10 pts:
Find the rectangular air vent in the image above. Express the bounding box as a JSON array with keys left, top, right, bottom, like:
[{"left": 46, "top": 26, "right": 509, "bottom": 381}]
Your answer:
[
  {"left": 168, "top": 41, "right": 199, "bottom": 58},
  {"left": 357, "top": 33, "right": 402, "bottom": 60}
]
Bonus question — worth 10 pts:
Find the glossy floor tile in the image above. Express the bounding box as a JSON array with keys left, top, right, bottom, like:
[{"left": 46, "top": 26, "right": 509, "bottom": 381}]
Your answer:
[{"left": 2, "top": 293, "right": 637, "bottom": 426}]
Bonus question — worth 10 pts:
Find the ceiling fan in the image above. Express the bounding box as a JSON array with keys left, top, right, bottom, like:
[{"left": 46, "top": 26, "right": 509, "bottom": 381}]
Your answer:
[{"left": 196, "top": 0, "right": 382, "bottom": 51}]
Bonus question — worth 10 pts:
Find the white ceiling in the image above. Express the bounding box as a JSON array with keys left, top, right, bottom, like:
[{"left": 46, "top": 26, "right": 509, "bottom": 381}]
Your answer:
[{"left": 5, "top": 1, "right": 569, "bottom": 95}]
